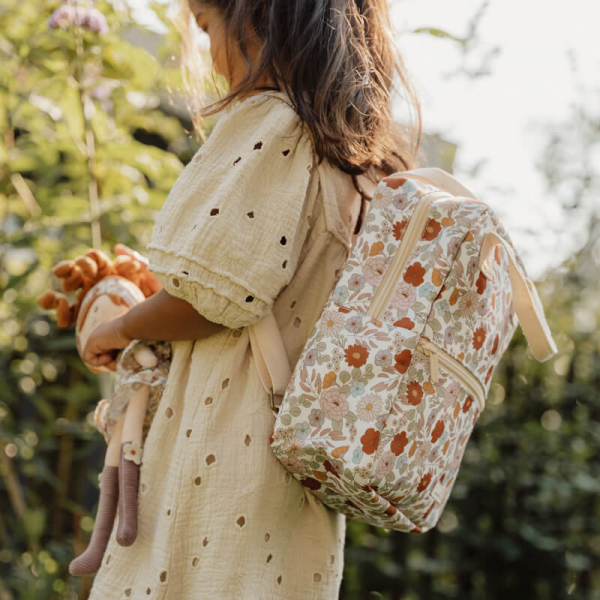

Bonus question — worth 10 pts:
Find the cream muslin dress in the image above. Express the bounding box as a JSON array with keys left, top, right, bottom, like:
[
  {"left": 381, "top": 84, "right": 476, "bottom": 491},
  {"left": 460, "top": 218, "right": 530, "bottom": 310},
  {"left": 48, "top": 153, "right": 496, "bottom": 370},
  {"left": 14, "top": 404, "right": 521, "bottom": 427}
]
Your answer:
[{"left": 88, "top": 91, "right": 372, "bottom": 600}]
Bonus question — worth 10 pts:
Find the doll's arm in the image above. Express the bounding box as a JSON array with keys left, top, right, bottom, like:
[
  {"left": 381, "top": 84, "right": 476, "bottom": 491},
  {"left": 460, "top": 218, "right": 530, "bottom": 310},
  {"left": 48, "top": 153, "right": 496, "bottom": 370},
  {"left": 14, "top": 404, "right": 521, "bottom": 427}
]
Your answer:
[{"left": 132, "top": 345, "right": 158, "bottom": 369}]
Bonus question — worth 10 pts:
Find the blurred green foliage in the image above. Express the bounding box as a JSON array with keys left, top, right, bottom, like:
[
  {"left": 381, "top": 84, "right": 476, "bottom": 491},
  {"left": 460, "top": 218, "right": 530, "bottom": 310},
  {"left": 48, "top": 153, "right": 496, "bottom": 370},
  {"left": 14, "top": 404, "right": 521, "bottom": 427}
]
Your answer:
[
  {"left": 0, "top": 1, "right": 598, "bottom": 599},
  {"left": 0, "top": 1, "right": 198, "bottom": 597}
]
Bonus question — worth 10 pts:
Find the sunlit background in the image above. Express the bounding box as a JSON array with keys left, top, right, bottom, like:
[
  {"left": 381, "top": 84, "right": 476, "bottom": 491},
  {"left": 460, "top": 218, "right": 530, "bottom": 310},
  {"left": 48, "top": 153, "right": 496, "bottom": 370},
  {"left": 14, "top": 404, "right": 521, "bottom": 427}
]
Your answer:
[{"left": 127, "top": 0, "right": 600, "bottom": 280}]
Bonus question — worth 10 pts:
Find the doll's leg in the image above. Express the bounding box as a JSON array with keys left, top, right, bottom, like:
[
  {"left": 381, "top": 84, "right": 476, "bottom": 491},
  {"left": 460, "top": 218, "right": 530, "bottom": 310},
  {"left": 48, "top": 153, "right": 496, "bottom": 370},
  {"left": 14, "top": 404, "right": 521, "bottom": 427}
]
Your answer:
[
  {"left": 116, "top": 384, "right": 149, "bottom": 546},
  {"left": 69, "top": 412, "right": 125, "bottom": 576}
]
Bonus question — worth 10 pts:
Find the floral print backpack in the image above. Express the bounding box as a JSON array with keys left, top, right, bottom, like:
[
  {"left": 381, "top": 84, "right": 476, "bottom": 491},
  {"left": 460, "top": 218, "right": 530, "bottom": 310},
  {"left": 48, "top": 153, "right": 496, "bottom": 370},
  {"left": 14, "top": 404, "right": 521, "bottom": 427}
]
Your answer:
[{"left": 249, "top": 167, "right": 557, "bottom": 533}]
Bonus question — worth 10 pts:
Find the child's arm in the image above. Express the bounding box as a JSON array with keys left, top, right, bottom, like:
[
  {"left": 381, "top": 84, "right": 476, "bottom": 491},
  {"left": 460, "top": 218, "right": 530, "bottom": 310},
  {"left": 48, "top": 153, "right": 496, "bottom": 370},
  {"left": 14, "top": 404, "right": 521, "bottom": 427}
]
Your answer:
[
  {"left": 82, "top": 289, "right": 225, "bottom": 370},
  {"left": 119, "top": 288, "right": 225, "bottom": 341}
]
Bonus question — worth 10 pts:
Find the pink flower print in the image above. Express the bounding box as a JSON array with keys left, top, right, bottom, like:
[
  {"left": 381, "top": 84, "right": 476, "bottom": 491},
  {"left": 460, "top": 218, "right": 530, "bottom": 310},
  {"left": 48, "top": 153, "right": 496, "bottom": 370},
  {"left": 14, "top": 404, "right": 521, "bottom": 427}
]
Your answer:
[
  {"left": 391, "top": 282, "right": 416, "bottom": 310},
  {"left": 375, "top": 451, "right": 396, "bottom": 479},
  {"left": 318, "top": 310, "right": 345, "bottom": 337},
  {"left": 467, "top": 256, "right": 479, "bottom": 276},
  {"left": 356, "top": 394, "right": 383, "bottom": 422},
  {"left": 414, "top": 440, "right": 432, "bottom": 468},
  {"left": 477, "top": 297, "right": 488, "bottom": 317},
  {"left": 443, "top": 381, "right": 461, "bottom": 409},
  {"left": 363, "top": 256, "right": 387, "bottom": 287},
  {"left": 447, "top": 237, "right": 462, "bottom": 255},
  {"left": 280, "top": 456, "right": 306, "bottom": 474},
  {"left": 319, "top": 388, "right": 349, "bottom": 421}
]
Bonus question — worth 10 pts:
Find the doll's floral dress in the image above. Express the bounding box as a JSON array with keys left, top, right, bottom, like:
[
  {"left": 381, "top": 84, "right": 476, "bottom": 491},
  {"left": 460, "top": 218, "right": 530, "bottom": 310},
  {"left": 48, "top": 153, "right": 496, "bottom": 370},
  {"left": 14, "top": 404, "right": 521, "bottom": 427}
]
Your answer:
[
  {"left": 93, "top": 339, "right": 172, "bottom": 446},
  {"left": 88, "top": 91, "right": 370, "bottom": 599}
]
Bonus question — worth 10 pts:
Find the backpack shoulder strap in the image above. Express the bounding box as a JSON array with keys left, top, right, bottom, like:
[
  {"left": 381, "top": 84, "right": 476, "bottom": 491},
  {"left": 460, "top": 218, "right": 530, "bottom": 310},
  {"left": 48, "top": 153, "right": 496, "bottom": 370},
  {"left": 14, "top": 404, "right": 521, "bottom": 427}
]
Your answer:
[
  {"left": 480, "top": 231, "right": 557, "bottom": 361},
  {"left": 248, "top": 312, "right": 291, "bottom": 415},
  {"left": 400, "top": 167, "right": 478, "bottom": 200}
]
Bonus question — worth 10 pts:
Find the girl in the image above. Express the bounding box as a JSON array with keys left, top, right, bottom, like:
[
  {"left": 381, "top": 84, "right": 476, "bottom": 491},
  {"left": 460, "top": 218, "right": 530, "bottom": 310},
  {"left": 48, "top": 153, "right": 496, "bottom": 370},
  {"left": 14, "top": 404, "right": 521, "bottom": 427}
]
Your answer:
[{"left": 83, "top": 0, "right": 421, "bottom": 597}]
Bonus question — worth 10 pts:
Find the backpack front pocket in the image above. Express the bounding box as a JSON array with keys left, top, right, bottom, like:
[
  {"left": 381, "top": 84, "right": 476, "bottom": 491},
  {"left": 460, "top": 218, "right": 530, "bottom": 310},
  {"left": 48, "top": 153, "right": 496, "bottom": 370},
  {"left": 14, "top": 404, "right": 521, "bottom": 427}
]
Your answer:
[{"left": 373, "top": 335, "right": 484, "bottom": 530}]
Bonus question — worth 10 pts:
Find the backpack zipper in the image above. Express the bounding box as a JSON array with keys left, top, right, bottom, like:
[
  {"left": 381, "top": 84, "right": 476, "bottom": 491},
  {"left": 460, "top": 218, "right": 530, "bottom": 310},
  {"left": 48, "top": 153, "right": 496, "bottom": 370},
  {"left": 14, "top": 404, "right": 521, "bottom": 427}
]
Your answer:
[
  {"left": 416, "top": 337, "right": 486, "bottom": 411},
  {"left": 366, "top": 191, "right": 446, "bottom": 320}
]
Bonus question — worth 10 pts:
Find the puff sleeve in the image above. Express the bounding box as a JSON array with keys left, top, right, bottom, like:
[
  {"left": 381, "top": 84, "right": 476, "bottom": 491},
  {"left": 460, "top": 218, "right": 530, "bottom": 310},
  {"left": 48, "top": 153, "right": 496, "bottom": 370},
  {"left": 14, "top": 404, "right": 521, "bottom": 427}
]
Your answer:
[{"left": 146, "top": 92, "right": 318, "bottom": 329}]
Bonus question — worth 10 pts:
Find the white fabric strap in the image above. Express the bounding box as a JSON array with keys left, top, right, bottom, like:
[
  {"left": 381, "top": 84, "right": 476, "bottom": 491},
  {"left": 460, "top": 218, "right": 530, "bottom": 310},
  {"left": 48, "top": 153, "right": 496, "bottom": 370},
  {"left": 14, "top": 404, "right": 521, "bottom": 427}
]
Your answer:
[
  {"left": 479, "top": 231, "right": 557, "bottom": 361},
  {"left": 248, "top": 312, "right": 292, "bottom": 415},
  {"left": 399, "top": 167, "right": 478, "bottom": 200}
]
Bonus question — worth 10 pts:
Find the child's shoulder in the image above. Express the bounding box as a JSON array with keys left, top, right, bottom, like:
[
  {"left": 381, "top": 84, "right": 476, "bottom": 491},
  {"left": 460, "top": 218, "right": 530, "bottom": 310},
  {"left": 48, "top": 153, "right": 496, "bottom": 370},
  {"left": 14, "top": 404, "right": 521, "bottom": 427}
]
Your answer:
[{"left": 208, "top": 90, "right": 306, "bottom": 149}]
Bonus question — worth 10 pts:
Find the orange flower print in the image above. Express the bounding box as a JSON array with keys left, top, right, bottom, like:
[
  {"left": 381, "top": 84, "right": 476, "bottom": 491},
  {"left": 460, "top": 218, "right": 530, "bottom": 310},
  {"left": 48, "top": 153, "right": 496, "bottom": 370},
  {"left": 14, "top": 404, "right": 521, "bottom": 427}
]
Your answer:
[
  {"left": 472, "top": 327, "right": 486, "bottom": 350},
  {"left": 462, "top": 395, "right": 473, "bottom": 413},
  {"left": 391, "top": 431, "right": 408, "bottom": 456},
  {"left": 323, "top": 371, "right": 337, "bottom": 389},
  {"left": 369, "top": 241, "right": 384, "bottom": 256},
  {"left": 491, "top": 334, "right": 499, "bottom": 355},
  {"left": 404, "top": 262, "right": 426, "bottom": 287},
  {"left": 393, "top": 317, "right": 415, "bottom": 330},
  {"left": 449, "top": 288, "right": 460, "bottom": 306},
  {"left": 417, "top": 472, "right": 432, "bottom": 493},
  {"left": 476, "top": 271, "right": 487, "bottom": 294},
  {"left": 360, "top": 428, "right": 380, "bottom": 455},
  {"left": 406, "top": 381, "right": 423, "bottom": 406},
  {"left": 485, "top": 365, "right": 494, "bottom": 384},
  {"left": 431, "top": 268, "right": 443, "bottom": 286},
  {"left": 392, "top": 219, "right": 409, "bottom": 241},
  {"left": 383, "top": 175, "right": 407, "bottom": 190},
  {"left": 394, "top": 349, "right": 412, "bottom": 374},
  {"left": 422, "top": 219, "right": 441, "bottom": 241},
  {"left": 431, "top": 420, "right": 445, "bottom": 443},
  {"left": 345, "top": 344, "right": 369, "bottom": 368}
]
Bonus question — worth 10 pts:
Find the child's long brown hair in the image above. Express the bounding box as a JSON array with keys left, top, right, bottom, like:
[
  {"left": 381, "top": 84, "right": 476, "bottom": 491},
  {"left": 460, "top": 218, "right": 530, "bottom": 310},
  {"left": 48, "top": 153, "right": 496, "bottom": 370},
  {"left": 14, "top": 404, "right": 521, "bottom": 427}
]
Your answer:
[{"left": 177, "top": 0, "right": 422, "bottom": 230}]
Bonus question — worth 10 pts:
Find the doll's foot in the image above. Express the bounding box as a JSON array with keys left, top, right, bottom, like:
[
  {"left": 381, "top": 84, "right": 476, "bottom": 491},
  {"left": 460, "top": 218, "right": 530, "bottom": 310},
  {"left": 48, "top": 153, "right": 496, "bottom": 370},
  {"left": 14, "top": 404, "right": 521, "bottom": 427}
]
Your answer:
[
  {"left": 116, "top": 440, "right": 142, "bottom": 546},
  {"left": 69, "top": 465, "right": 119, "bottom": 576}
]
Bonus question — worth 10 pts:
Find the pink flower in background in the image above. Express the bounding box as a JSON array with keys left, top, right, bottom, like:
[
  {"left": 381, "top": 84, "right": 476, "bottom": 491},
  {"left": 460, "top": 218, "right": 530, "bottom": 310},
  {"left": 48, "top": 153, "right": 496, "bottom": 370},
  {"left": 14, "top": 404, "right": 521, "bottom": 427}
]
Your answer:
[{"left": 48, "top": 1, "right": 109, "bottom": 34}]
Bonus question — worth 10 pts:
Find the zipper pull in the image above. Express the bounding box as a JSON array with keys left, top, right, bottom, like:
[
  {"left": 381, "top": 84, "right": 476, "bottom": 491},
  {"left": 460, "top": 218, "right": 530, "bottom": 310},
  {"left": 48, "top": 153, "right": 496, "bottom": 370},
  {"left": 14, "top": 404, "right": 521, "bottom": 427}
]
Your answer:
[{"left": 417, "top": 338, "right": 439, "bottom": 383}]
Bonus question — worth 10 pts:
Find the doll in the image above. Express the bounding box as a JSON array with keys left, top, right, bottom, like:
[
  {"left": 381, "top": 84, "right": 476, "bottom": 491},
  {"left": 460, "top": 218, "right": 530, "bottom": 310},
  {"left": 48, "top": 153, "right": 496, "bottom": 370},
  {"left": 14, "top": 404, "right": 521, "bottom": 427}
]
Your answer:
[{"left": 37, "top": 249, "right": 171, "bottom": 576}]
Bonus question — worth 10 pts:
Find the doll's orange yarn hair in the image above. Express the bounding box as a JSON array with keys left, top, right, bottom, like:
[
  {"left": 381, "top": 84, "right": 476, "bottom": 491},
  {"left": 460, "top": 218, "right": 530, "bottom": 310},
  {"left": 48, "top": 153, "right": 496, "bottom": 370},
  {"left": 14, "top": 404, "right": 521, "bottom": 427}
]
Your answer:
[{"left": 37, "top": 249, "right": 155, "bottom": 328}]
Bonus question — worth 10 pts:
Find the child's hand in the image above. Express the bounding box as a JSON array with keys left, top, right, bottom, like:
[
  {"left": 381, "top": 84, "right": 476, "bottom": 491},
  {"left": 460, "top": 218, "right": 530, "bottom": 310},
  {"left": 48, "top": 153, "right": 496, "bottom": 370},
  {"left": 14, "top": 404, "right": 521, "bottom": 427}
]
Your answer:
[
  {"left": 83, "top": 317, "right": 131, "bottom": 372},
  {"left": 114, "top": 243, "right": 163, "bottom": 296}
]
